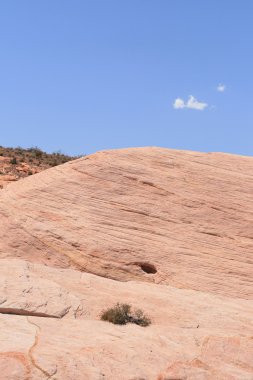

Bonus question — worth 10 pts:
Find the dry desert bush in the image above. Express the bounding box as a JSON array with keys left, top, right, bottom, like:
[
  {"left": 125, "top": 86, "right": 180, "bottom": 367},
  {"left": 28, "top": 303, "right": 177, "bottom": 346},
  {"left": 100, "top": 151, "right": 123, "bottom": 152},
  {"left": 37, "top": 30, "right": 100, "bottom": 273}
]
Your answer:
[{"left": 100, "top": 303, "right": 151, "bottom": 327}]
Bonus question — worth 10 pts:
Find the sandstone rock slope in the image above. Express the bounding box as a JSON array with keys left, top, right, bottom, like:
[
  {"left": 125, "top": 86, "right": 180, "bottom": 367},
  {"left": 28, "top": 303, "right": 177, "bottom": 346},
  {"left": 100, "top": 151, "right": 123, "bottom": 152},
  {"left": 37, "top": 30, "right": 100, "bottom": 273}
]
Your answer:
[
  {"left": 0, "top": 147, "right": 252, "bottom": 379},
  {"left": 1, "top": 147, "right": 252, "bottom": 297}
]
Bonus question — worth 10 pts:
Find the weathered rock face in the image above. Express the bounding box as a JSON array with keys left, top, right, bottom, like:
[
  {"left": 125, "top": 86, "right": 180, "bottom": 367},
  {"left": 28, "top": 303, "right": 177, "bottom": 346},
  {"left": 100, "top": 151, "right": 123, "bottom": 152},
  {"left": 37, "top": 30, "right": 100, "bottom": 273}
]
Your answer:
[
  {"left": 1, "top": 148, "right": 253, "bottom": 298},
  {"left": 1, "top": 258, "right": 253, "bottom": 380},
  {"left": 0, "top": 147, "right": 253, "bottom": 379},
  {"left": 0, "top": 260, "right": 83, "bottom": 319}
]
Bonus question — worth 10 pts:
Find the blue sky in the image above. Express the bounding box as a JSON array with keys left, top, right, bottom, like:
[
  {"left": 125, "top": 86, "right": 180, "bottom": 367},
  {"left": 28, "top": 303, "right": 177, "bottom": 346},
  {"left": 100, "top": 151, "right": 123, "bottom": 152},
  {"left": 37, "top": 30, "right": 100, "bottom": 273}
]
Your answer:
[{"left": 0, "top": 1, "right": 252, "bottom": 156}]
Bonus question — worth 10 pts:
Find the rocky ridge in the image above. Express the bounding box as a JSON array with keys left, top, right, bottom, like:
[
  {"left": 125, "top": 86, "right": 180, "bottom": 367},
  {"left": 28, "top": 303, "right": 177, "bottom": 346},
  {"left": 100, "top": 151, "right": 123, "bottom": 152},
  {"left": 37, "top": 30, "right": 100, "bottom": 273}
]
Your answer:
[{"left": 0, "top": 145, "right": 77, "bottom": 188}]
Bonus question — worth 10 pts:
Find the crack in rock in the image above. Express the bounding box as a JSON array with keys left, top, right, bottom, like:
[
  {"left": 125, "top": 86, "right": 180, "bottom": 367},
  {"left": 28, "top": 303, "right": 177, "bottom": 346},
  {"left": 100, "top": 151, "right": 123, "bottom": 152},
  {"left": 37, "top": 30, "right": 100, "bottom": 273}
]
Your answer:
[{"left": 26, "top": 317, "right": 58, "bottom": 379}]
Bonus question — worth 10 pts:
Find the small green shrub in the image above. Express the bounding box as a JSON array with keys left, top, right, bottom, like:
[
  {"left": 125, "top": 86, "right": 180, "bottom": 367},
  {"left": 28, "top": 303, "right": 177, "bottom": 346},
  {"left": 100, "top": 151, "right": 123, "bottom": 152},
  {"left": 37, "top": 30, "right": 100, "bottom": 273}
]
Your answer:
[
  {"left": 10, "top": 157, "right": 17, "bottom": 165},
  {"left": 28, "top": 146, "right": 43, "bottom": 158},
  {"left": 100, "top": 303, "right": 151, "bottom": 327},
  {"left": 50, "top": 160, "right": 58, "bottom": 167}
]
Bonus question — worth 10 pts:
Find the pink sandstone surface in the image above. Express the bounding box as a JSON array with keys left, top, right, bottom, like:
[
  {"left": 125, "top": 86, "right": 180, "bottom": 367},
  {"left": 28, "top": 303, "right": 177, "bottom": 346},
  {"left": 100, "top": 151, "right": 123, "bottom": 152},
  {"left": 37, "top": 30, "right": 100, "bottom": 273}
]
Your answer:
[{"left": 0, "top": 147, "right": 252, "bottom": 379}]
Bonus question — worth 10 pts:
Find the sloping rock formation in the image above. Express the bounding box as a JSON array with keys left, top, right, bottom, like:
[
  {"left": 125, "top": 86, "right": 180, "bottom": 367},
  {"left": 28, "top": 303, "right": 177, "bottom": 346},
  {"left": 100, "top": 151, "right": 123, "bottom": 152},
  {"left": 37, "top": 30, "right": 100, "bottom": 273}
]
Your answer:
[
  {"left": 0, "top": 147, "right": 253, "bottom": 379},
  {"left": 1, "top": 148, "right": 253, "bottom": 297}
]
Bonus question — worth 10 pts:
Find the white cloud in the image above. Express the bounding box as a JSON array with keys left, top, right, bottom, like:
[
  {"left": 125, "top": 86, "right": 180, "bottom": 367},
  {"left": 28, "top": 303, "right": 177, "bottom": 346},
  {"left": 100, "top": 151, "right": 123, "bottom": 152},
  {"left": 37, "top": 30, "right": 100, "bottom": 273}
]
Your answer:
[
  {"left": 186, "top": 95, "right": 207, "bottom": 110},
  {"left": 173, "top": 98, "right": 185, "bottom": 109},
  {"left": 173, "top": 95, "right": 208, "bottom": 111},
  {"left": 217, "top": 84, "right": 226, "bottom": 92}
]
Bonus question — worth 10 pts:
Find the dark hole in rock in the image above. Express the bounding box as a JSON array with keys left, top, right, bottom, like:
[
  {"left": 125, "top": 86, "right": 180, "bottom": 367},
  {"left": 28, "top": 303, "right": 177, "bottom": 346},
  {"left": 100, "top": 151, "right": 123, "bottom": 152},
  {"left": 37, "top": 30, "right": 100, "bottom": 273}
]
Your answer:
[{"left": 139, "top": 263, "right": 157, "bottom": 274}]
